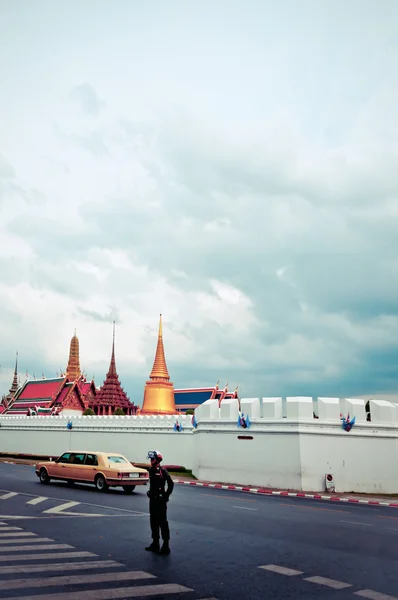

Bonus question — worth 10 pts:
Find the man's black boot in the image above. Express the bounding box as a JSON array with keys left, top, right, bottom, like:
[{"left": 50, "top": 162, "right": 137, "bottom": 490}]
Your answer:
[
  {"left": 159, "top": 540, "right": 170, "bottom": 555},
  {"left": 145, "top": 540, "right": 160, "bottom": 553}
]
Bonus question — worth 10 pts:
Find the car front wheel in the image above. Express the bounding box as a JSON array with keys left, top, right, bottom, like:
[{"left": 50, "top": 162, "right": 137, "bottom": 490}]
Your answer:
[
  {"left": 95, "top": 474, "right": 108, "bottom": 492},
  {"left": 39, "top": 468, "right": 50, "bottom": 484}
]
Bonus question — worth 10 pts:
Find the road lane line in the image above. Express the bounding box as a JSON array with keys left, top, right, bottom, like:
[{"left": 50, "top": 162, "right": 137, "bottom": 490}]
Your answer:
[
  {"left": 233, "top": 506, "right": 258, "bottom": 511},
  {"left": 202, "top": 493, "right": 256, "bottom": 503},
  {"left": 27, "top": 496, "right": 48, "bottom": 505},
  {"left": 0, "top": 527, "right": 37, "bottom": 543},
  {"left": 0, "top": 543, "right": 73, "bottom": 552},
  {"left": 340, "top": 520, "right": 372, "bottom": 527},
  {"left": 0, "top": 493, "right": 18, "bottom": 500},
  {"left": 0, "top": 560, "right": 124, "bottom": 574},
  {"left": 304, "top": 576, "right": 352, "bottom": 589},
  {"left": 0, "top": 570, "right": 156, "bottom": 590},
  {"left": 0, "top": 533, "right": 55, "bottom": 548},
  {"left": 0, "top": 528, "right": 24, "bottom": 533},
  {"left": 0, "top": 551, "right": 97, "bottom": 562},
  {"left": 259, "top": 564, "right": 303, "bottom": 576},
  {"left": 0, "top": 488, "right": 147, "bottom": 515},
  {"left": 280, "top": 502, "right": 348, "bottom": 514},
  {"left": 0, "top": 583, "right": 193, "bottom": 599},
  {"left": 0, "top": 515, "right": 37, "bottom": 520},
  {"left": 355, "top": 590, "right": 398, "bottom": 599}
]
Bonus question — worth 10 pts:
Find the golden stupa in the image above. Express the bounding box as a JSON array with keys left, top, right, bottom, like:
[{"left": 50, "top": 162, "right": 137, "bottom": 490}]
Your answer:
[{"left": 141, "top": 315, "right": 176, "bottom": 414}]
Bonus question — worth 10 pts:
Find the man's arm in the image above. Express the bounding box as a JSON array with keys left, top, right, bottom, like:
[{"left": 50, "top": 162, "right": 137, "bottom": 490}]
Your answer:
[{"left": 163, "top": 468, "right": 174, "bottom": 498}]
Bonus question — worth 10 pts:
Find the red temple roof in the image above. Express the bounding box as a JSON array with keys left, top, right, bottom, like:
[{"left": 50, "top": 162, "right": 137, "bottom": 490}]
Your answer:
[{"left": 16, "top": 378, "right": 65, "bottom": 401}]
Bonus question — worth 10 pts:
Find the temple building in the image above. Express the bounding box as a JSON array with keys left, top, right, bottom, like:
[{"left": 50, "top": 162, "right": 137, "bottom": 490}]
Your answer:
[
  {"left": 89, "top": 323, "right": 136, "bottom": 416},
  {"left": 141, "top": 315, "right": 176, "bottom": 414},
  {"left": 0, "top": 353, "right": 19, "bottom": 414},
  {"left": 140, "top": 315, "right": 240, "bottom": 414},
  {"left": 0, "top": 316, "right": 239, "bottom": 416},
  {"left": 174, "top": 382, "right": 239, "bottom": 413},
  {"left": 0, "top": 328, "right": 137, "bottom": 416},
  {"left": 66, "top": 330, "right": 81, "bottom": 380}
]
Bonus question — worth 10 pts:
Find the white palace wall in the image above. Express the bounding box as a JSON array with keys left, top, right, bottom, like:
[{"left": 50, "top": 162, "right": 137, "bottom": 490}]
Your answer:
[{"left": 1, "top": 397, "right": 398, "bottom": 494}]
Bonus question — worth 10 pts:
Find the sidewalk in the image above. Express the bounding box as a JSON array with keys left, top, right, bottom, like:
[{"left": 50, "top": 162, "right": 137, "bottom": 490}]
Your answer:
[{"left": 173, "top": 475, "right": 398, "bottom": 508}]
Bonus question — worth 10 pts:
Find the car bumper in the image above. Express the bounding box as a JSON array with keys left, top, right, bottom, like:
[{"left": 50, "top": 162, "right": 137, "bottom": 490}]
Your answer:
[{"left": 107, "top": 478, "right": 148, "bottom": 486}]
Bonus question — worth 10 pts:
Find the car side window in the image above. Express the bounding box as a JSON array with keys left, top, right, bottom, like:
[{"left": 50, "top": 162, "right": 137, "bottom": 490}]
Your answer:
[
  {"left": 58, "top": 453, "right": 72, "bottom": 463},
  {"left": 71, "top": 453, "right": 86, "bottom": 465},
  {"left": 85, "top": 454, "right": 98, "bottom": 466}
]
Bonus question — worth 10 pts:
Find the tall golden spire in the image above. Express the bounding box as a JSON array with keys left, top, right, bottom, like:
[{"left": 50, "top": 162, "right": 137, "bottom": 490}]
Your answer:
[
  {"left": 149, "top": 314, "right": 170, "bottom": 380},
  {"left": 66, "top": 330, "right": 81, "bottom": 381},
  {"left": 141, "top": 314, "right": 176, "bottom": 414}
]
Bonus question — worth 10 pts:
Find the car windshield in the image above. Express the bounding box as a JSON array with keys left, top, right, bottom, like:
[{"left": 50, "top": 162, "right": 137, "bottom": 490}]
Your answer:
[{"left": 108, "top": 456, "right": 128, "bottom": 464}]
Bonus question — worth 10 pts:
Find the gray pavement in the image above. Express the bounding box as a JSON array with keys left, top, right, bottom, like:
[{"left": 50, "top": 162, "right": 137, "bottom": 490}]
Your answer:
[{"left": 0, "top": 461, "right": 397, "bottom": 599}]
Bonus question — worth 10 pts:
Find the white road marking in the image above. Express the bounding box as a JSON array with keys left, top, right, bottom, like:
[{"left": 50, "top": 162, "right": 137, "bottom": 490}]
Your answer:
[
  {"left": 0, "top": 532, "right": 37, "bottom": 538},
  {"left": 304, "top": 575, "right": 352, "bottom": 589},
  {"left": 233, "top": 506, "right": 258, "bottom": 511},
  {"left": 341, "top": 520, "right": 372, "bottom": 527},
  {"left": 0, "top": 515, "right": 37, "bottom": 520},
  {"left": 0, "top": 493, "right": 18, "bottom": 500},
  {"left": 259, "top": 564, "right": 303, "bottom": 576},
  {"left": 0, "top": 559, "right": 124, "bottom": 574},
  {"left": 43, "top": 501, "right": 108, "bottom": 517},
  {"left": 0, "top": 527, "right": 23, "bottom": 532},
  {"left": 355, "top": 590, "right": 398, "bottom": 600},
  {"left": 0, "top": 543, "right": 73, "bottom": 552},
  {"left": 0, "top": 537, "right": 53, "bottom": 545},
  {"left": 0, "top": 583, "right": 193, "bottom": 599},
  {"left": 0, "top": 570, "right": 156, "bottom": 590},
  {"left": 27, "top": 496, "right": 48, "bottom": 505},
  {"left": 0, "top": 551, "right": 96, "bottom": 562},
  {"left": 0, "top": 488, "right": 148, "bottom": 516}
]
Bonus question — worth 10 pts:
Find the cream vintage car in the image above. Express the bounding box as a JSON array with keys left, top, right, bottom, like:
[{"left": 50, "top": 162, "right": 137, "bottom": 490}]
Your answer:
[{"left": 35, "top": 450, "right": 149, "bottom": 493}]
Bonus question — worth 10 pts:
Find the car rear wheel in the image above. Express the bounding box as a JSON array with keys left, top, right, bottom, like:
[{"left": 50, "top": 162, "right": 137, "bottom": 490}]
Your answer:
[
  {"left": 39, "top": 468, "right": 50, "bottom": 484},
  {"left": 95, "top": 474, "right": 108, "bottom": 492},
  {"left": 123, "top": 485, "right": 135, "bottom": 494}
]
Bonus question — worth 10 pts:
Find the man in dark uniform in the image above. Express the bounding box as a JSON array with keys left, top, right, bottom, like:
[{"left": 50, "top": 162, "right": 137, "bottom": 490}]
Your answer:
[{"left": 145, "top": 450, "right": 174, "bottom": 555}]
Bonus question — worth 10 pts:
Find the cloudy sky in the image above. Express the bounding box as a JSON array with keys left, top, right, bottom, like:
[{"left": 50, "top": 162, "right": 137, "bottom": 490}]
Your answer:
[{"left": 0, "top": 0, "right": 397, "bottom": 404}]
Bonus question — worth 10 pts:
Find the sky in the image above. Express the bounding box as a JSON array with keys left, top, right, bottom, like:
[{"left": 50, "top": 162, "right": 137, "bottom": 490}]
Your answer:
[{"left": 0, "top": 0, "right": 397, "bottom": 404}]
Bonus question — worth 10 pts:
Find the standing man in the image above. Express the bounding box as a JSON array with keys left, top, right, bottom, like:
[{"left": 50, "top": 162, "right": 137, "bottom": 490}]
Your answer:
[{"left": 145, "top": 450, "right": 174, "bottom": 555}]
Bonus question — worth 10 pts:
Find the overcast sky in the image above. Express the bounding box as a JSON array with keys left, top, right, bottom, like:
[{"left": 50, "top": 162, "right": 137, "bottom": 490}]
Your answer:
[{"left": 0, "top": 0, "right": 397, "bottom": 404}]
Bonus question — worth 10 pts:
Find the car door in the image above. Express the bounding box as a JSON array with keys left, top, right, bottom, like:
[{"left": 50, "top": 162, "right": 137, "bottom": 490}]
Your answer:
[
  {"left": 51, "top": 452, "right": 72, "bottom": 479},
  {"left": 84, "top": 453, "right": 99, "bottom": 482},
  {"left": 69, "top": 453, "right": 87, "bottom": 481}
]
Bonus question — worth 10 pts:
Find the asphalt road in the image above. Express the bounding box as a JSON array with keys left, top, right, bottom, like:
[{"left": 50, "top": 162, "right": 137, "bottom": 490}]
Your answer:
[{"left": 0, "top": 462, "right": 398, "bottom": 599}]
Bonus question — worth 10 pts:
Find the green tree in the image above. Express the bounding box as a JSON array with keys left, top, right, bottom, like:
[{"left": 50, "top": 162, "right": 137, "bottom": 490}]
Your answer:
[
  {"left": 185, "top": 409, "right": 194, "bottom": 415},
  {"left": 114, "top": 408, "right": 125, "bottom": 416},
  {"left": 83, "top": 408, "right": 95, "bottom": 416}
]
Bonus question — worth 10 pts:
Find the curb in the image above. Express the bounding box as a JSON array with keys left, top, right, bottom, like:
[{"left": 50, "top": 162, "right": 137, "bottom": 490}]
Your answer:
[{"left": 173, "top": 479, "right": 398, "bottom": 508}]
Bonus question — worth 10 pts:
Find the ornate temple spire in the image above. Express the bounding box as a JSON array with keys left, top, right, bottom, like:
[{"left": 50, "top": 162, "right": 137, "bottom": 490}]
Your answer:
[
  {"left": 66, "top": 330, "right": 81, "bottom": 381},
  {"left": 10, "top": 352, "right": 19, "bottom": 394},
  {"left": 108, "top": 321, "right": 117, "bottom": 377},
  {"left": 6, "top": 352, "right": 19, "bottom": 400},
  {"left": 149, "top": 314, "right": 170, "bottom": 380},
  {"left": 95, "top": 322, "right": 133, "bottom": 414}
]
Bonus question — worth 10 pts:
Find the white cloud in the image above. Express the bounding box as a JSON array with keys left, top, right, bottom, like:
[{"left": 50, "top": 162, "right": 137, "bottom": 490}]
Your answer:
[{"left": 0, "top": 1, "right": 397, "bottom": 402}]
